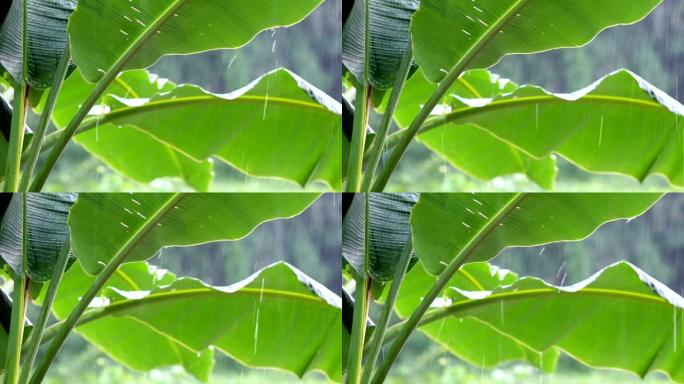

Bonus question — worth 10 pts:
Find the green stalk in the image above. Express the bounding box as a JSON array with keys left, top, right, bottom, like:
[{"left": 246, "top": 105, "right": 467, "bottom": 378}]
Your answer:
[
  {"left": 371, "top": 0, "right": 529, "bottom": 192},
  {"left": 346, "top": 193, "right": 372, "bottom": 383},
  {"left": 19, "top": 45, "right": 71, "bottom": 192},
  {"left": 30, "top": 0, "right": 188, "bottom": 192},
  {"left": 5, "top": 83, "right": 28, "bottom": 192},
  {"left": 345, "top": 0, "right": 372, "bottom": 192},
  {"left": 4, "top": 0, "right": 29, "bottom": 192},
  {"left": 346, "top": 84, "right": 371, "bottom": 192},
  {"left": 29, "top": 194, "right": 184, "bottom": 383},
  {"left": 4, "top": 193, "right": 30, "bottom": 384},
  {"left": 360, "top": 236, "right": 413, "bottom": 383},
  {"left": 370, "top": 194, "right": 525, "bottom": 383},
  {"left": 360, "top": 46, "right": 413, "bottom": 192},
  {"left": 346, "top": 274, "right": 371, "bottom": 384},
  {"left": 19, "top": 237, "right": 72, "bottom": 383},
  {"left": 4, "top": 276, "right": 28, "bottom": 384}
]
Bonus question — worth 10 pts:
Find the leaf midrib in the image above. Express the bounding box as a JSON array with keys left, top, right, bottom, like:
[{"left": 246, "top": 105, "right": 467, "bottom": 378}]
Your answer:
[
  {"left": 435, "top": 0, "right": 530, "bottom": 80},
  {"left": 421, "top": 94, "right": 668, "bottom": 132},
  {"left": 59, "top": 286, "right": 332, "bottom": 333},
  {"left": 77, "top": 95, "right": 334, "bottom": 131},
  {"left": 95, "top": 0, "right": 188, "bottom": 82},
  {"left": 388, "top": 285, "right": 674, "bottom": 349}
]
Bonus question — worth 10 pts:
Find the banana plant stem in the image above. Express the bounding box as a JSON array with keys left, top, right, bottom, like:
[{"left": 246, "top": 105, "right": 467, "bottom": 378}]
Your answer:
[
  {"left": 4, "top": 276, "right": 28, "bottom": 384},
  {"left": 371, "top": 0, "right": 529, "bottom": 192},
  {"left": 360, "top": 45, "right": 413, "bottom": 192},
  {"left": 29, "top": 0, "right": 188, "bottom": 192},
  {"left": 4, "top": 193, "right": 30, "bottom": 384},
  {"left": 360, "top": 236, "right": 413, "bottom": 383},
  {"left": 346, "top": 84, "right": 371, "bottom": 192},
  {"left": 370, "top": 194, "right": 525, "bottom": 383},
  {"left": 346, "top": 193, "right": 373, "bottom": 383},
  {"left": 346, "top": 275, "right": 371, "bottom": 384},
  {"left": 4, "top": 83, "right": 28, "bottom": 192},
  {"left": 4, "top": 0, "right": 29, "bottom": 192},
  {"left": 29, "top": 194, "right": 185, "bottom": 383},
  {"left": 19, "top": 45, "right": 71, "bottom": 192},
  {"left": 19, "top": 237, "right": 72, "bottom": 383}
]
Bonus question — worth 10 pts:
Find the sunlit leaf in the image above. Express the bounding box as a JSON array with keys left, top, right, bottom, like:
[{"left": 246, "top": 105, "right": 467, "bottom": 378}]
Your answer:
[
  {"left": 412, "top": 0, "right": 662, "bottom": 83},
  {"left": 48, "top": 69, "right": 212, "bottom": 191},
  {"left": 394, "top": 261, "right": 559, "bottom": 371},
  {"left": 424, "top": 70, "right": 684, "bottom": 187},
  {"left": 411, "top": 193, "right": 663, "bottom": 275},
  {"left": 431, "top": 262, "right": 684, "bottom": 382},
  {"left": 68, "top": 193, "right": 319, "bottom": 275},
  {"left": 55, "top": 262, "right": 342, "bottom": 381},
  {"left": 388, "top": 69, "right": 557, "bottom": 189},
  {"left": 51, "top": 261, "right": 214, "bottom": 382},
  {"left": 68, "top": 0, "right": 324, "bottom": 83},
  {"left": 72, "top": 69, "right": 342, "bottom": 190}
]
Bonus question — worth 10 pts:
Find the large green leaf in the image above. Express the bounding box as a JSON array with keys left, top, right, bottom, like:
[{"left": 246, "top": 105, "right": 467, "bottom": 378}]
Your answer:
[
  {"left": 411, "top": 193, "right": 663, "bottom": 275},
  {"left": 55, "top": 262, "right": 342, "bottom": 381},
  {"left": 342, "top": 0, "right": 419, "bottom": 89},
  {"left": 68, "top": 193, "right": 319, "bottom": 275},
  {"left": 69, "top": 69, "right": 342, "bottom": 190},
  {"left": 388, "top": 68, "right": 557, "bottom": 189},
  {"left": 51, "top": 261, "right": 214, "bottom": 382},
  {"left": 0, "top": 193, "right": 76, "bottom": 281},
  {"left": 411, "top": 0, "right": 662, "bottom": 83},
  {"left": 424, "top": 262, "right": 684, "bottom": 382},
  {"left": 422, "top": 70, "right": 684, "bottom": 187},
  {"left": 342, "top": 193, "right": 417, "bottom": 281},
  {"left": 394, "top": 261, "right": 559, "bottom": 372},
  {"left": 68, "top": 0, "right": 323, "bottom": 83},
  {"left": 47, "top": 69, "right": 212, "bottom": 191},
  {"left": 0, "top": 0, "right": 76, "bottom": 88}
]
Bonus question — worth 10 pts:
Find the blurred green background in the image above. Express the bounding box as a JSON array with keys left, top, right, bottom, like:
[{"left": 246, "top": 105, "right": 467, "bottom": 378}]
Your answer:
[
  {"left": 44, "top": 194, "right": 341, "bottom": 383},
  {"left": 42, "top": 0, "right": 341, "bottom": 192},
  {"left": 385, "top": 193, "right": 683, "bottom": 383},
  {"left": 386, "top": 0, "right": 684, "bottom": 192}
]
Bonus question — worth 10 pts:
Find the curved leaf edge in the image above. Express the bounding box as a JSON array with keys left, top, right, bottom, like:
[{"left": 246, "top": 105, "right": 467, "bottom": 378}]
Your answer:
[{"left": 423, "top": 69, "right": 684, "bottom": 188}]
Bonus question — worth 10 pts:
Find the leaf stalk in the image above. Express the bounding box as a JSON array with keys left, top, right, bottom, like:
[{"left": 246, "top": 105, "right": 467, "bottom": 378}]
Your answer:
[
  {"left": 29, "top": 0, "right": 188, "bottom": 191},
  {"left": 29, "top": 193, "right": 185, "bottom": 383},
  {"left": 4, "top": 193, "right": 30, "bottom": 384},
  {"left": 19, "top": 45, "right": 71, "bottom": 192},
  {"left": 360, "top": 46, "right": 413, "bottom": 192},
  {"left": 371, "top": 0, "right": 530, "bottom": 191},
  {"left": 19, "top": 237, "right": 72, "bottom": 383},
  {"left": 360, "top": 236, "right": 413, "bottom": 383},
  {"left": 370, "top": 193, "right": 525, "bottom": 382}
]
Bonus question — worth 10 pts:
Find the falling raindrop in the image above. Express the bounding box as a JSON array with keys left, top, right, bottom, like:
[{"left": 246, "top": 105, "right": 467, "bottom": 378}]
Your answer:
[{"left": 253, "top": 307, "right": 260, "bottom": 354}]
